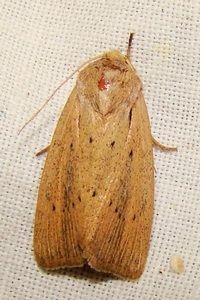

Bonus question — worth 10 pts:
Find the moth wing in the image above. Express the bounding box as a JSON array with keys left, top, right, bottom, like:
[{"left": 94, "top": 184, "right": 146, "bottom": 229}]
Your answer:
[
  {"left": 34, "top": 89, "right": 85, "bottom": 269},
  {"left": 87, "top": 92, "right": 154, "bottom": 279}
]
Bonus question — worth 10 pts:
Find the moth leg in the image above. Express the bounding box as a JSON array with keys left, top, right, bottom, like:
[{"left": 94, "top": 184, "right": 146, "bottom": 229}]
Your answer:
[
  {"left": 36, "top": 145, "right": 50, "bottom": 156},
  {"left": 152, "top": 136, "right": 177, "bottom": 151}
]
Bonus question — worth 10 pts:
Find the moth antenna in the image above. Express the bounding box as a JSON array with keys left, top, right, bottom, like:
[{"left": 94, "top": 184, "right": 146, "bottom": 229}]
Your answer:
[
  {"left": 18, "top": 75, "right": 74, "bottom": 134},
  {"left": 18, "top": 55, "right": 102, "bottom": 134},
  {"left": 126, "top": 32, "right": 134, "bottom": 60}
]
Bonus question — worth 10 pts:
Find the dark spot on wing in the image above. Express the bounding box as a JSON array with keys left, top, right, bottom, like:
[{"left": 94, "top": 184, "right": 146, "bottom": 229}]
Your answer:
[
  {"left": 52, "top": 204, "right": 56, "bottom": 211},
  {"left": 92, "top": 191, "right": 96, "bottom": 197},
  {"left": 46, "top": 191, "right": 51, "bottom": 201},
  {"left": 129, "top": 108, "right": 132, "bottom": 127},
  {"left": 89, "top": 137, "right": 93, "bottom": 143},
  {"left": 129, "top": 150, "right": 133, "bottom": 158},
  {"left": 129, "top": 108, "right": 132, "bottom": 121},
  {"left": 110, "top": 141, "right": 115, "bottom": 148}
]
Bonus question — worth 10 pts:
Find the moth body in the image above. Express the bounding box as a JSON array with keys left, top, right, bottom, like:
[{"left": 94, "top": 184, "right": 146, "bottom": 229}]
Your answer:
[{"left": 34, "top": 49, "right": 154, "bottom": 279}]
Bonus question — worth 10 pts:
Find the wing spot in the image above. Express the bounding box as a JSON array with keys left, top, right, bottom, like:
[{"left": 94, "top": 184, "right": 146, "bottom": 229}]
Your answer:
[
  {"left": 115, "top": 207, "right": 118, "bottom": 213},
  {"left": 92, "top": 191, "right": 96, "bottom": 197},
  {"left": 52, "top": 204, "right": 56, "bottom": 211},
  {"left": 133, "top": 214, "right": 136, "bottom": 221},
  {"left": 64, "top": 185, "right": 68, "bottom": 199},
  {"left": 118, "top": 213, "right": 121, "bottom": 219},
  {"left": 129, "top": 150, "right": 133, "bottom": 158},
  {"left": 129, "top": 108, "right": 132, "bottom": 122},
  {"left": 110, "top": 141, "right": 115, "bottom": 148},
  {"left": 72, "top": 202, "right": 75, "bottom": 208},
  {"left": 78, "top": 196, "right": 81, "bottom": 202},
  {"left": 70, "top": 143, "right": 73, "bottom": 150},
  {"left": 46, "top": 191, "right": 51, "bottom": 201},
  {"left": 89, "top": 137, "right": 93, "bottom": 143},
  {"left": 109, "top": 201, "right": 112, "bottom": 206}
]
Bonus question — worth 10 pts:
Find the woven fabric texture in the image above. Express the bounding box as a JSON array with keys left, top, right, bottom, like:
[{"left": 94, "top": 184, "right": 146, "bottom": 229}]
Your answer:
[{"left": 0, "top": 1, "right": 199, "bottom": 299}]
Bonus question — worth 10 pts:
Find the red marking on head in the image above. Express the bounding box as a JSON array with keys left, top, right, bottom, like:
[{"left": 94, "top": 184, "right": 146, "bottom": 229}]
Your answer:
[{"left": 98, "top": 75, "right": 111, "bottom": 91}]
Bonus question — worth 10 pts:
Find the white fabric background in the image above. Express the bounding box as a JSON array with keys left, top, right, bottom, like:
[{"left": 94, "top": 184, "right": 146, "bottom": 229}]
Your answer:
[{"left": 0, "top": 0, "right": 199, "bottom": 299}]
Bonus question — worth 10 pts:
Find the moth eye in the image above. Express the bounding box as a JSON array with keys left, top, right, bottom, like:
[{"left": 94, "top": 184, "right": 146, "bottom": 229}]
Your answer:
[{"left": 98, "top": 75, "right": 111, "bottom": 91}]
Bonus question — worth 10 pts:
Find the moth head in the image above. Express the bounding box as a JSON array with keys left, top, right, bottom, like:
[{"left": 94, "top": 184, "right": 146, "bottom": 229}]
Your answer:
[
  {"left": 103, "top": 50, "right": 127, "bottom": 63},
  {"left": 78, "top": 49, "right": 141, "bottom": 116}
]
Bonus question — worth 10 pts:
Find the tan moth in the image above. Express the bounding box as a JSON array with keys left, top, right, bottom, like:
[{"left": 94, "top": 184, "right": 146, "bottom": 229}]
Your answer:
[{"left": 34, "top": 34, "right": 175, "bottom": 279}]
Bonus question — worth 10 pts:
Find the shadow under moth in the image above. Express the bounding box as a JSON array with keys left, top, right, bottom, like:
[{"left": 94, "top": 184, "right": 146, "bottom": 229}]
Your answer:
[{"left": 34, "top": 33, "right": 175, "bottom": 279}]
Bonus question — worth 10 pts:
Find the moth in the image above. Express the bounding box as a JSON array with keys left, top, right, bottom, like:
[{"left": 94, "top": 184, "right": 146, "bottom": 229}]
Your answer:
[{"left": 34, "top": 34, "right": 174, "bottom": 279}]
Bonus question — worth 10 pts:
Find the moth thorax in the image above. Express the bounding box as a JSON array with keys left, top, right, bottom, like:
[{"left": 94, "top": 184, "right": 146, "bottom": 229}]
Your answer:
[{"left": 98, "top": 69, "right": 122, "bottom": 115}]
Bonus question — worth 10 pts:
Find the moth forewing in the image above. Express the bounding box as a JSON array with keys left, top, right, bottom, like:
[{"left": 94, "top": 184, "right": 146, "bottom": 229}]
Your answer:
[
  {"left": 85, "top": 91, "right": 154, "bottom": 279},
  {"left": 34, "top": 91, "right": 85, "bottom": 269}
]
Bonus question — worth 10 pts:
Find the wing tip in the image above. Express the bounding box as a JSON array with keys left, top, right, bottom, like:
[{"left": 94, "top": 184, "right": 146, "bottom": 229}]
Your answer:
[
  {"left": 88, "top": 257, "right": 145, "bottom": 280},
  {"left": 34, "top": 246, "right": 85, "bottom": 270}
]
